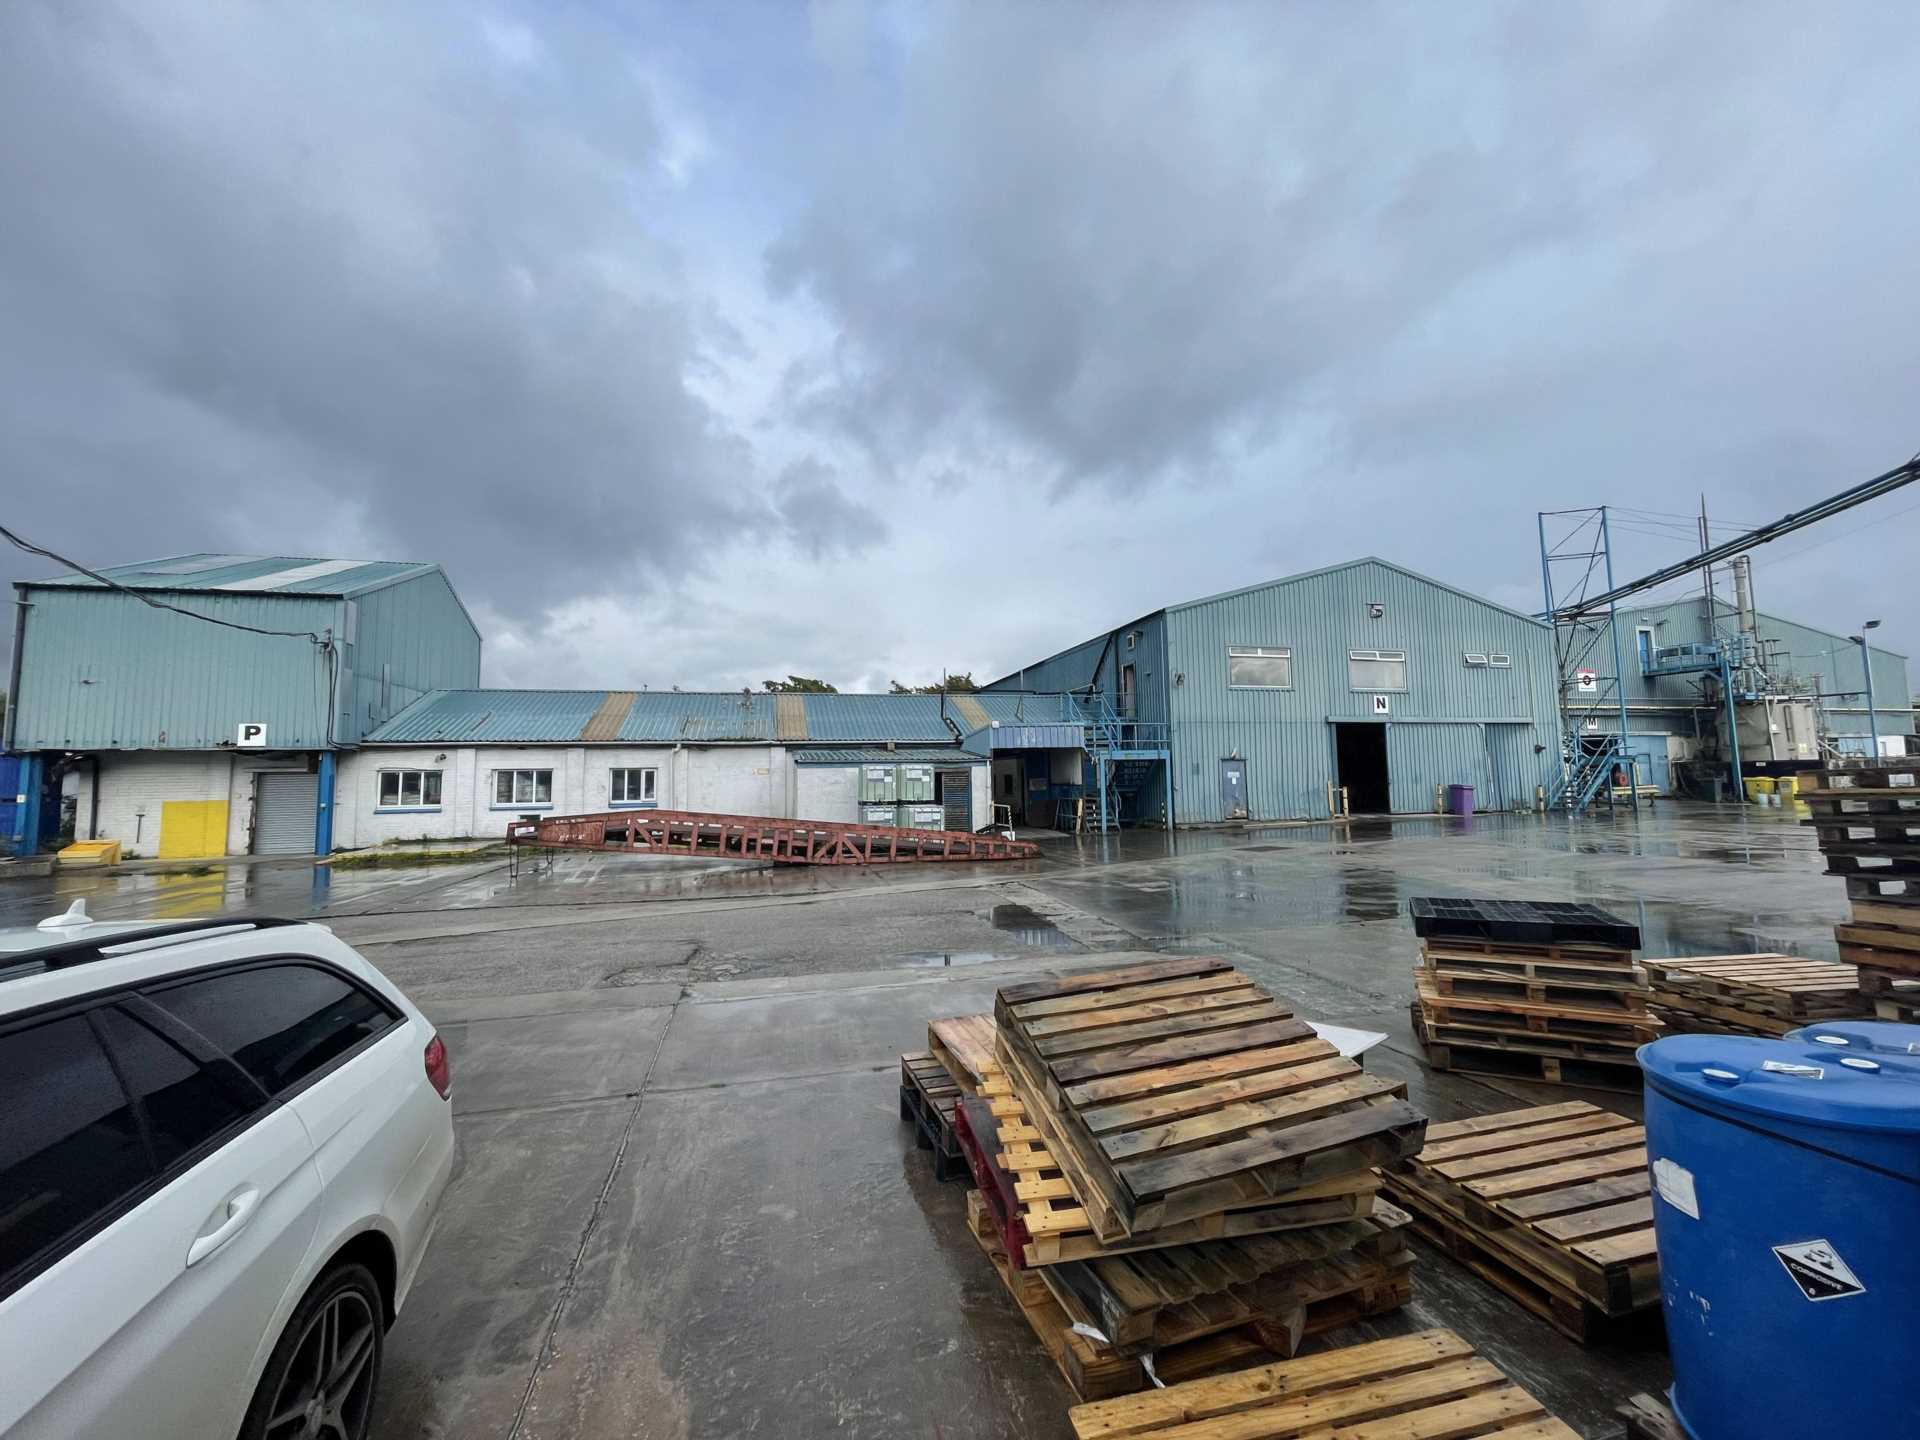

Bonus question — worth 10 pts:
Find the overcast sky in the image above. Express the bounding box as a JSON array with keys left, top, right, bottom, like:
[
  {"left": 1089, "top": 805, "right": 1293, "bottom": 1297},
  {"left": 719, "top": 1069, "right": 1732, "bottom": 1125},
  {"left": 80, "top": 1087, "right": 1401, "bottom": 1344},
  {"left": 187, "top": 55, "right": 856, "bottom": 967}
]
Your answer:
[{"left": 4, "top": 2, "right": 1917, "bottom": 694}]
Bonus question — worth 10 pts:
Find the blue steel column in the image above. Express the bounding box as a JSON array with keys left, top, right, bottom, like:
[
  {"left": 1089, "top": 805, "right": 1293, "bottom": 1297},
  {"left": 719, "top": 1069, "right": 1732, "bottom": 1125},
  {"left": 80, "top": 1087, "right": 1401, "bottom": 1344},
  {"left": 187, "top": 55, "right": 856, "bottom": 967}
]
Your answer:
[
  {"left": 315, "top": 751, "right": 337, "bottom": 854},
  {"left": 15, "top": 755, "right": 46, "bottom": 853},
  {"left": 1537, "top": 510, "right": 1567, "bottom": 806},
  {"left": 1600, "top": 508, "right": 1637, "bottom": 813}
]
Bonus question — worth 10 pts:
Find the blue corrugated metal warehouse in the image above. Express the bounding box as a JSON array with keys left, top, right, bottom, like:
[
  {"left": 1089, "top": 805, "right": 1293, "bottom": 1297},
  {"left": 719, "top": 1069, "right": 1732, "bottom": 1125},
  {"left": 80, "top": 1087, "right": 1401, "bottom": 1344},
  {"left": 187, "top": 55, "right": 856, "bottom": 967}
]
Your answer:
[
  {"left": 6, "top": 554, "right": 480, "bottom": 857},
  {"left": 987, "top": 557, "right": 1562, "bottom": 824}
]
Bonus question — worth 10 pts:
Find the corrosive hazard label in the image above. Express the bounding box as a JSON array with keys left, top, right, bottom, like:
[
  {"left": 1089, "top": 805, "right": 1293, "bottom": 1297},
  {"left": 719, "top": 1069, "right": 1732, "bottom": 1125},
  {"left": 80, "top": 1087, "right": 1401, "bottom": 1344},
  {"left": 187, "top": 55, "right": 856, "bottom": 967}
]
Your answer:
[{"left": 1772, "top": 1240, "right": 1866, "bottom": 1301}]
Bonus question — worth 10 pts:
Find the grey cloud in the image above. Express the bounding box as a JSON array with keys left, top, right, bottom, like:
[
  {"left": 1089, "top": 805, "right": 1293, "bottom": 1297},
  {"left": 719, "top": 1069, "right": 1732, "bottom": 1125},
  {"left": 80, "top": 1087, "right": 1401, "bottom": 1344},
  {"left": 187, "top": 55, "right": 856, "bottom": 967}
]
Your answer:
[
  {"left": 0, "top": 1, "right": 774, "bottom": 627},
  {"left": 773, "top": 457, "right": 889, "bottom": 560}
]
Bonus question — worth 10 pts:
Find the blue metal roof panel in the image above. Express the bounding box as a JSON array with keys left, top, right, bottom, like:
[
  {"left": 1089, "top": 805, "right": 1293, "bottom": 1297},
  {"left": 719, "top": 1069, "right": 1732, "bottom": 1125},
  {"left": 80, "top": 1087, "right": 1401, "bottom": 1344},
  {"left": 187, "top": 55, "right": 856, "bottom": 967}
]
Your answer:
[
  {"left": 616, "top": 692, "right": 775, "bottom": 742},
  {"left": 365, "top": 690, "right": 609, "bottom": 743},
  {"left": 28, "top": 553, "right": 437, "bottom": 598},
  {"left": 800, "top": 694, "right": 954, "bottom": 742}
]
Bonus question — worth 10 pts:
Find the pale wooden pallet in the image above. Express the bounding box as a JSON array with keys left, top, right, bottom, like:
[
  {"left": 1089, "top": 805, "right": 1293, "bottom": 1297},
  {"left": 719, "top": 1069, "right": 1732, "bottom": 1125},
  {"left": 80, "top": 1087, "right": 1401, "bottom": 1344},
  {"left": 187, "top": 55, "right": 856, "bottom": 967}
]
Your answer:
[
  {"left": 995, "top": 956, "right": 1425, "bottom": 1235},
  {"left": 1640, "top": 954, "right": 1860, "bottom": 1031},
  {"left": 928, "top": 1012, "right": 998, "bottom": 1093},
  {"left": 1067, "top": 1327, "right": 1580, "bottom": 1439},
  {"left": 1382, "top": 1101, "right": 1659, "bottom": 1340}
]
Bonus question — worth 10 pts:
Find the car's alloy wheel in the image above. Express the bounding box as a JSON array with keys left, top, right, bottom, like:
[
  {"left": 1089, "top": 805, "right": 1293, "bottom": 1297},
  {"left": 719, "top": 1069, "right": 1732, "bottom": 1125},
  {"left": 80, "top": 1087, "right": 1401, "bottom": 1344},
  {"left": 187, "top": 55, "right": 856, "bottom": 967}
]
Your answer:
[{"left": 262, "top": 1283, "right": 379, "bottom": 1439}]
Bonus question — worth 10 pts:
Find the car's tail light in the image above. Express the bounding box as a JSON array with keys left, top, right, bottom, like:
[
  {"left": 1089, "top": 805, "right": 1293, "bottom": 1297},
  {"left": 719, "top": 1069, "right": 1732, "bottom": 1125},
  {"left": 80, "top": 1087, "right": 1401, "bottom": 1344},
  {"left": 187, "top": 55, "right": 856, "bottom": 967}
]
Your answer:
[{"left": 424, "top": 1034, "right": 452, "bottom": 1100}]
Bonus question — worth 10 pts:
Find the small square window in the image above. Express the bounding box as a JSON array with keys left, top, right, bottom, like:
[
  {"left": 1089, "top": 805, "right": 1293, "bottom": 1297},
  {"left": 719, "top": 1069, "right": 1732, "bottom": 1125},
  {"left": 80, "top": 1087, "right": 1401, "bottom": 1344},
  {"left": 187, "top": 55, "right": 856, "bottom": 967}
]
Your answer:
[
  {"left": 611, "top": 767, "right": 657, "bottom": 805},
  {"left": 493, "top": 769, "right": 554, "bottom": 807}
]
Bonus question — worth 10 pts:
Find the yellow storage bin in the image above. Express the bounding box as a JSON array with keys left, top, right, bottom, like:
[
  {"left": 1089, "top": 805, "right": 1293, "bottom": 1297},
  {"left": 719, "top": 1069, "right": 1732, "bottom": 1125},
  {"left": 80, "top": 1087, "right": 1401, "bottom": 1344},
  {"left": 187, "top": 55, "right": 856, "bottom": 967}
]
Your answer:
[{"left": 1743, "top": 777, "right": 1774, "bottom": 801}]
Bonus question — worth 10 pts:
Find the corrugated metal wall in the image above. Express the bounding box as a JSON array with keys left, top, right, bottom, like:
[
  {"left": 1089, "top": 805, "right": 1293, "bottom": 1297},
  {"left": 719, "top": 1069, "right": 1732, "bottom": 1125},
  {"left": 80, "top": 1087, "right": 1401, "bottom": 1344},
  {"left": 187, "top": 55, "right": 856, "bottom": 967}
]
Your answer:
[
  {"left": 12, "top": 570, "right": 481, "bottom": 752},
  {"left": 1616, "top": 597, "right": 1910, "bottom": 737},
  {"left": 1165, "top": 560, "right": 1560, "bottom": 821},
  {"left": 343, "top": 570, "right": 482, "bottom": 741}
]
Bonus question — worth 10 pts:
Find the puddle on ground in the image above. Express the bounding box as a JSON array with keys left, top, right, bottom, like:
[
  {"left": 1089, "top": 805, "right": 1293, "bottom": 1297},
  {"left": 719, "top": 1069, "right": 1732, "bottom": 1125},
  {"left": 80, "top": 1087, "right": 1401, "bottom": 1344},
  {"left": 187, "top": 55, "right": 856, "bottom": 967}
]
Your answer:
[{"left": 989, "top": 902, "right": 1078, "bottom": 949}]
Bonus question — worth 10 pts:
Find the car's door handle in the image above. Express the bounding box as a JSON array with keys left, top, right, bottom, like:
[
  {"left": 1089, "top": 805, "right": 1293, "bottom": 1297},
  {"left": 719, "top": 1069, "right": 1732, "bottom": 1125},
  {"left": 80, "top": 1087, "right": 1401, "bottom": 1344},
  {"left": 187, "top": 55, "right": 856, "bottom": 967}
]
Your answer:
[{"left": 186, "top": 1186, "right": 261, "bottom": 1267}]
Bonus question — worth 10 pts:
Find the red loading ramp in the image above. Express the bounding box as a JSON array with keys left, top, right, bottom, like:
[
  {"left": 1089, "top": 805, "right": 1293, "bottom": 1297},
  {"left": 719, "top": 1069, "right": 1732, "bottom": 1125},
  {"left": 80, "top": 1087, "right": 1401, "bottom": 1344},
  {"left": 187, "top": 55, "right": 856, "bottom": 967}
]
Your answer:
[{"left": 506, "top": 809, "right": 1041, "bottom": 865}]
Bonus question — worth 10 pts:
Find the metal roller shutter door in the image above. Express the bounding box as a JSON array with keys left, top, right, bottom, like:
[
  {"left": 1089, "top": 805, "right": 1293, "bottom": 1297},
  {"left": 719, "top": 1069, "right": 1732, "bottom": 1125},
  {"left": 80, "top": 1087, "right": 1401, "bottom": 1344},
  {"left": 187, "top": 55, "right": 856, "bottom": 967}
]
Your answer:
[{"left": 254, "top": 771, "right": 318, "bottom": 855}]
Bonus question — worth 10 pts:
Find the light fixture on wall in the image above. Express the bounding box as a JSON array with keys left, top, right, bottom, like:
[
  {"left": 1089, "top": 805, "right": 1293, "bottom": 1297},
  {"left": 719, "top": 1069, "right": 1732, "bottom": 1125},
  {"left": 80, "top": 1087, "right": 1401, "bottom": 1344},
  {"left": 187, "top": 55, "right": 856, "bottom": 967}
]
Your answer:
[{"left": 435, "top": 753, "right": 447, "bottom": 763}]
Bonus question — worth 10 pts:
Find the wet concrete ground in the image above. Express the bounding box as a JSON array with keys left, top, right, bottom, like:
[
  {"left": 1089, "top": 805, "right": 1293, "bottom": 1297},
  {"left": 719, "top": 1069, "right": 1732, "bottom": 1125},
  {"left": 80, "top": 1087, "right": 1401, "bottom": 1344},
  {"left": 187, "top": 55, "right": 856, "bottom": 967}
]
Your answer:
[{"left": 0, "top": 800, "right": 1845, "bottom": 1437}]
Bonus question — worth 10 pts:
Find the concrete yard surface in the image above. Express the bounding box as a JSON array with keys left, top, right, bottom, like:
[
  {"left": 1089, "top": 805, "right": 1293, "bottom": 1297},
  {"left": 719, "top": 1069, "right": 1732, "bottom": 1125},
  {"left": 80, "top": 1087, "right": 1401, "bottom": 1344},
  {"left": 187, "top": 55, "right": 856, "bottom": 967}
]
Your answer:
[{"left": 0, "top": 801, "right": 1844, "bottom": 1436}]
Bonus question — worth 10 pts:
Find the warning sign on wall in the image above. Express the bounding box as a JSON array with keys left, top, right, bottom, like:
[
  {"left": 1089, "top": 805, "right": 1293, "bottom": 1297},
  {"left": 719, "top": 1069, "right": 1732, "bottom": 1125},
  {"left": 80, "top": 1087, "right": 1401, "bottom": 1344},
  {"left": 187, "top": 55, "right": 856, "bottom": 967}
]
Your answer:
[{"left": 1575, "top": 669, "right": 1598, "bottom": 694}]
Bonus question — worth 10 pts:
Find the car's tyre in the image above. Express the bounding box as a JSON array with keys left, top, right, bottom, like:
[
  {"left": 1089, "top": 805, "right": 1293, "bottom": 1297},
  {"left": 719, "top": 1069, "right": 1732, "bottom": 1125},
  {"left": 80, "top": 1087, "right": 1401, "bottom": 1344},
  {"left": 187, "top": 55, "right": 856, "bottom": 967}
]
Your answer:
[{"left": 239, "top": 1262, "right": 385, "bottom": 1440}]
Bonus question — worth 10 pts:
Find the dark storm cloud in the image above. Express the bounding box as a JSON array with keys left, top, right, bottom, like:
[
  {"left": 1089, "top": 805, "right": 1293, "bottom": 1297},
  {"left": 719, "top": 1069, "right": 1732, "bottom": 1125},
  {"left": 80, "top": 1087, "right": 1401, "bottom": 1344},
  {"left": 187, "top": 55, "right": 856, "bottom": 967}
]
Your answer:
[
  {"left": 767, "top": 4, "right": 1920, "bottom": 644},
  {"left": 0, "top": 2, "right": 766, "bottom": 625}
]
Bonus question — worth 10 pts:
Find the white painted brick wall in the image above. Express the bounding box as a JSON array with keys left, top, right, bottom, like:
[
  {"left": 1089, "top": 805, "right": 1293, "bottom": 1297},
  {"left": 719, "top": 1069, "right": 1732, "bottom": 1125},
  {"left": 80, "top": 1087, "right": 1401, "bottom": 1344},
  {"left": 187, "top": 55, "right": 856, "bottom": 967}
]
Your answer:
[{"left": 81, "top": 753, "right": 233, "bottom": 858}]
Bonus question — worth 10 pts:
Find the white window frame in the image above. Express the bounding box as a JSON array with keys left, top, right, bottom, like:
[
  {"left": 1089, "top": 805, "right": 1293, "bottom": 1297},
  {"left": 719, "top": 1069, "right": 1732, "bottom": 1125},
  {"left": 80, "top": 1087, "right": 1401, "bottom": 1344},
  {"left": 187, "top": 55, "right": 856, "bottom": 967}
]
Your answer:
[
  {"left": 1227, "top": 646, "right": 1293, "bottom": 690},
  {"left": 1488, "top": 654, "right": 1513, "bottom": 668},
  {"left": 1348, "top": 649, "right": 1409, "bottom": 692},
  {"left": 1463, "top": 653, "right": 1490, "bottom": 667},
  {"left": 376, "top": 768, "right": 443, "bottom": 812},
  {"left": 492, "top": 768, "right": 554, "bottom": 809},
  {"left": 610, "top": 766, "right": 658, "bottom": 808}
]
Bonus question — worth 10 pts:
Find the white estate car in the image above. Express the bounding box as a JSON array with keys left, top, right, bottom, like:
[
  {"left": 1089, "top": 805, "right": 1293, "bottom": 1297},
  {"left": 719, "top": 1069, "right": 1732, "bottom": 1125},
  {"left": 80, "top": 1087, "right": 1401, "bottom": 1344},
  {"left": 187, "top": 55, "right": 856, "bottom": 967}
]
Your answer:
[{"left": 0, "top": 904, "right": 456, "bottom": 1440}]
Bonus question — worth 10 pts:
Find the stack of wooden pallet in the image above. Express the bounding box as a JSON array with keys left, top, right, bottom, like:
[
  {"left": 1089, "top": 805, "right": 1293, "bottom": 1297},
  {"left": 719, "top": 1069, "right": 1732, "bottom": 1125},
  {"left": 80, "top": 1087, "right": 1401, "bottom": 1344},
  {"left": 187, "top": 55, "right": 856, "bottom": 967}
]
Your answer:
[
  {"left": 1382, "top": 1101, "right": 1661, "bottom": 1343},
  {"left": 1409, "top": 897, "right": 1656, "bottom": 1090},
  {"left": 1802, "top": 760, "right": 1920, "bottom": 1021},
  {"left": 1066, "top": 1329, "right": 1582, "bottom": 1439},
  {"left": 1641, "top": 953, "right": 1861, "bottom": 1036},
  {"left": 949, "top": 955, "right": 1428, "bottom": 1402}
]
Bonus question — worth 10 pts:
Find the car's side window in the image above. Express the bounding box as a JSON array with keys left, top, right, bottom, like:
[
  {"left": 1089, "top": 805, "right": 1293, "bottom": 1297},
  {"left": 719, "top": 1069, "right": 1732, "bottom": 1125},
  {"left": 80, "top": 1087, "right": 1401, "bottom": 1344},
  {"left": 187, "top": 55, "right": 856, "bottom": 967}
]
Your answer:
[
  {"left": 0, "top": 1014, "right": 153, "bottom": 1290},
  {"left": 93, "top": 1006, "right": 261, "bottom": 1169},
  {"left": 147, "top": 963, "right": 397, "bottom": 1097}
]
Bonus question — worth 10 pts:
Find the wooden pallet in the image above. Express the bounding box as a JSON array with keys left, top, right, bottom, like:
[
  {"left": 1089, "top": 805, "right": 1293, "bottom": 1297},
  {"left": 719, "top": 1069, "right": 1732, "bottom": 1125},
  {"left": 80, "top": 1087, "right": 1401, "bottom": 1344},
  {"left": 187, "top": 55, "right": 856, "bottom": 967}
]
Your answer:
[
  {"left": 1416, "top": 936, "right": 1635, "bottom": 971},
  {"left": 1040, "top": 1203, "right": 1414, "bottom": 1355},
  {"left": 928, "top": 1012, "right": 997, "bottom": 1094},
  {"left": 995, "top": 957, "right": 1426, "bottom": 1236},
  {"left": 1382, "top": 1103, "right": 1658, "bottom": 1342},
  {"left": 1618, "top": 1393, "right": 1685, "bottom": 1440},
  {"left": 1802, "top": 792, "right": 1920, "bottom": 817},
  {"left": 1411, "top": 1007, "right": 1643, "bottom": 1092},
  {"left": 1835, "top": 940, "right": 1920, "bottom": 980},
  {"left": 1824, "top": 850, "right": 1920, "bottom": 876},
  {"left": 965, "top": 1060, "right": 1382, "bottom": 1267},
  {"left": 1840, "top": 873, "right": 1920, "bottom": 901},
  {"left": 1424, "top": 967, "right": 1651, "bottom": 1011},
  {"left": 1810, "top": 818, "right": 1920, "bottom": 846},
  {"left": 1811, "top": 762, "right": 1920, "bottom": 790},
  {"left": 1850, "top": 896, "right": 1920, "bottom": 928},
  {"left": 1641, "top": 954, "right": 1860, "bottom": 1034},
  {"left": 1413, "top": 971, "right": 1660, "bottom": 1042},
  {"left": 898, "top": 1051, "right": 966, "bottom": 1181},
  {"left": 1857, "top": 964, "right": 1920, "bottom": 999},
  {"left": 967, "top": 1191, "right": 1409, "bottom": 1404},
  {"left": 1066, "top": 1328, "right": 1581, "bottom": 1439}
]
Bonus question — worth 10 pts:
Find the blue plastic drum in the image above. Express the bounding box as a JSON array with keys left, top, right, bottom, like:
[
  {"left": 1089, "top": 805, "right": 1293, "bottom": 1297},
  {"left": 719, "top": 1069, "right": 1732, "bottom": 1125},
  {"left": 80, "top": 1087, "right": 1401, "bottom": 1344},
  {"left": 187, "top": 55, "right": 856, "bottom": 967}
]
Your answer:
[{"left": 1639, "top": 1029, "right": 1920, "bottom": 1439}]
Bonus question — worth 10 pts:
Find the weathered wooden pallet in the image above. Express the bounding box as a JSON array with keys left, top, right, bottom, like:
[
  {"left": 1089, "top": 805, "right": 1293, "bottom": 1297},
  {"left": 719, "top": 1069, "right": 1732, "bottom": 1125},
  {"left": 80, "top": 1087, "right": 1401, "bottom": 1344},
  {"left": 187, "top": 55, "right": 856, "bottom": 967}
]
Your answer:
[
  {"left": 1834, "top": 920, "right": 1920, "bottom": 953},
  {"left": 1382, "top": 1102, "right": 1657, "bottom": 1338},
  {"left": 965, "top": 1058, "right": 1381, "bottom": 1266},
  {"left": 1411, "top": 1009, "right": 1644, "bottom": 1091},
  {"left": 1825, "top": 849, "right": 1920, "bottom": 876},
  {"left": 1856, "top": 964, "right": 1920, "bottom": 998},
  {"left": 1803, "top": 792, "right": 1920, "bottom": 817},
  {"left": 995, "top": 957, "right": 1426, "bottom": 1236},
  {"left": 1835, "top": 940, "right": 1920, "bottom": 980},
  {"left": 1426, "top": 967, "right": 1651, "bottom": 1011},
  {"left": 1850, "top": 896, "right": 1920, "bottom": 928},
  {"left": 1810, "top": 818, "right": 1920, "bottom": 846},
  {"left": 1413, "top": 971, "right": 1661, "bottom": 1041},
  {"left": 1417, "top": 936, "right": 1636, "bottom": 970},
  {"left": 1640, "top": 954, "right": 1859, "bottom": 1023},
  {"left": 1812, "top": 763, "right": 1920, "bottom": 791},
  {"left": 1039, "top": 1203, "right": 1413, "bottom": 1355},
  {"left": 1067, "top": 1327, "right": 1582, "bottom": 1440},
  {"left": 1421, "top": 946, "right": 1641, "bottom": 991},
  {"left": 928, "top": 1012, "right": 997, "bottom": 1094},
  {"left": 966, "top": 1190, "right": 1409, "bottom": 1404},
  {"left": 1618, "top": 1392, "right": 1686, "bottom": 1440},
  {"left": 898, "top": 1051, "right": 966, "bottom": 1181},
  {"left": 1842, "top": 874, "right": 1920, "bottom": 902},
  {"left": 1648, "top": 997, "right": 1799, "bottom": 1037}
]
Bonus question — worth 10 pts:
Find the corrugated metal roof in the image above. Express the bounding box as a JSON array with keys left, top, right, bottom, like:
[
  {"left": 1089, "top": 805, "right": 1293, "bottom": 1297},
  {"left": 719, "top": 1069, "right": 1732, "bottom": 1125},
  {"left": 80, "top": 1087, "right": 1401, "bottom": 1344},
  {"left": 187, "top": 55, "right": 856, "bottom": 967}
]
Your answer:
[
  {"left": 27, "top": 552, "right": 439, "bottom": 597},
  {"left": 365, "top": 689, "right": 1082, "bottom": 746},
  {"left": 791, "top": 747, "right": 985, "bottom": 765}
]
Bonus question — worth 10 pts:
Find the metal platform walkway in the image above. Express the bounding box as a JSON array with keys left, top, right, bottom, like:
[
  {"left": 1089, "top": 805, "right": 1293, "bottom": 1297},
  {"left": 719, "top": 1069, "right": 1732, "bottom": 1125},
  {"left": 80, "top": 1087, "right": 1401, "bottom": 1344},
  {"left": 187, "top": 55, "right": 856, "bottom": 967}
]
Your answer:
[{"left": 505, "top": 809, "right": 1041, "bottom": 866}]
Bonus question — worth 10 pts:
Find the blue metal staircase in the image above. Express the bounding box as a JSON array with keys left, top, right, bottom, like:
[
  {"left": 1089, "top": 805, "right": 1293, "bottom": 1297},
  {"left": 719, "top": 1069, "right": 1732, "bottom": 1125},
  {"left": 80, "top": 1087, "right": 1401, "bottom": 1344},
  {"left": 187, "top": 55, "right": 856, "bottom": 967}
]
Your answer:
[
  {"left": 1552, "top": 738, "right": 1623, "bottom": 811},
  {"left": 1073, "top": 692, "right": 1170, "bottom": 832}
]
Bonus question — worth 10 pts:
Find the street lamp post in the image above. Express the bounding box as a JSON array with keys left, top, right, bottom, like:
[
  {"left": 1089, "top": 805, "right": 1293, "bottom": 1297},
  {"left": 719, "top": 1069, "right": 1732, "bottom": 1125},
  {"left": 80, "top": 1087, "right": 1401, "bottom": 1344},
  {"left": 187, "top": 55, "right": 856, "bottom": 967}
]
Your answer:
[{"left": 1856, "top": 619, "right": 1883, "bottom": 758}]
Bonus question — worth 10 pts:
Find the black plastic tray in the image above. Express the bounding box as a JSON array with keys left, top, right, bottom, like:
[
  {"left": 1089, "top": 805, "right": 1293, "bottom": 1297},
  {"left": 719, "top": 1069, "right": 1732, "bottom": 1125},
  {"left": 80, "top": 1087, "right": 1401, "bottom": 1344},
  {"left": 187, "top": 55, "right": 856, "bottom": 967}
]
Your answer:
[{"left": 1408, "top": 897, "right": 1640, "bottom": 948}]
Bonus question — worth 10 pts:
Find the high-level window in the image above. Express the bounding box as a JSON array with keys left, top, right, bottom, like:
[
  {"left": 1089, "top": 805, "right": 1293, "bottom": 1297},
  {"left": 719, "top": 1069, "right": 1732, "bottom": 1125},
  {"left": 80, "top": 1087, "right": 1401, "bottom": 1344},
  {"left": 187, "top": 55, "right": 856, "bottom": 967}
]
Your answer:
[
  {"left": 1227, "top": 647, "right": 1292, "bottom": 688},
  {"left": 1348, "top": 650, "right": 1408, "bottom": 690},
  {"left": 377, "top": 769, "right": 442, "bottom": 810},
  {"left": 493, "top": 769, "right": 553, "bottom": 806}
]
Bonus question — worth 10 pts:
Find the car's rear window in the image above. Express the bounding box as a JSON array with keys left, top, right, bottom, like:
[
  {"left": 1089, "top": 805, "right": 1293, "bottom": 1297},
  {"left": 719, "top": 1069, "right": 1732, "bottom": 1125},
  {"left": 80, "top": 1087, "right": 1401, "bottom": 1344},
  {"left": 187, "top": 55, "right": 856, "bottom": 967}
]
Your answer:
[{"left": 149, "top": 963, "right": 398, "bottom": 1096}]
